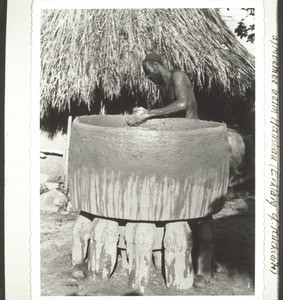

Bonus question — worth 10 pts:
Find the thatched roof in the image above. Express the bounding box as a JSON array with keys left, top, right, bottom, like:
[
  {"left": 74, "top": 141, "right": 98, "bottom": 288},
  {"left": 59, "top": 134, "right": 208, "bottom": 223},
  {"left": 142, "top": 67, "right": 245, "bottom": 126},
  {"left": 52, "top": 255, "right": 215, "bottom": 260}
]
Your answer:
[{"left": 40, "top": 9, "right": 255, "bottom": 135}]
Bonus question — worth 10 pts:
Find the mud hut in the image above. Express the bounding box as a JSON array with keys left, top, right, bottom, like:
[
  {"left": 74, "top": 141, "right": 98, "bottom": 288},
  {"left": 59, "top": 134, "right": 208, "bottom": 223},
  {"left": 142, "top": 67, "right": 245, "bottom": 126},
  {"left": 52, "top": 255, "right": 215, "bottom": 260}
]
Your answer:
[{"left": 40, "top": 8, "right": 255, "bottom": 136}]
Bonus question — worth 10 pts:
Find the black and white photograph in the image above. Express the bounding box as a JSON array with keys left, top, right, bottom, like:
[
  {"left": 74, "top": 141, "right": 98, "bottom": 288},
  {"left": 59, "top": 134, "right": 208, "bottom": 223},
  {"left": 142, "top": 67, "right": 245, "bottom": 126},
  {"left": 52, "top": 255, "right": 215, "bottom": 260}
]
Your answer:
[
  {"left": 3, "top": 0, "right": 280, "bottom": 299},
  {"left": 39, "top": 7, "right": 257, "bottom": 297}
]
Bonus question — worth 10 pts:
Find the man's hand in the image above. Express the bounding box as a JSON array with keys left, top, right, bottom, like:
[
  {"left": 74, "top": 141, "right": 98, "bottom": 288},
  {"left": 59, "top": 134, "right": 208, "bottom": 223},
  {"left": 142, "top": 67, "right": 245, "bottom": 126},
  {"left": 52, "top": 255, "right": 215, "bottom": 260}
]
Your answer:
[{"left": 127, "top": 107, "right": 150, "bottom": 126}]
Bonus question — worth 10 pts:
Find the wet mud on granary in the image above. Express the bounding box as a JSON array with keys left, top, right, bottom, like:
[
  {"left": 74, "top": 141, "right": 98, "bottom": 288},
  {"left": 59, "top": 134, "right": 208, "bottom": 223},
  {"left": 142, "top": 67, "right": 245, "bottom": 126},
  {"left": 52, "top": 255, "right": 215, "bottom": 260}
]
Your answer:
[{"left": 40, "top": 187, "right": 255, "bottom": 296}]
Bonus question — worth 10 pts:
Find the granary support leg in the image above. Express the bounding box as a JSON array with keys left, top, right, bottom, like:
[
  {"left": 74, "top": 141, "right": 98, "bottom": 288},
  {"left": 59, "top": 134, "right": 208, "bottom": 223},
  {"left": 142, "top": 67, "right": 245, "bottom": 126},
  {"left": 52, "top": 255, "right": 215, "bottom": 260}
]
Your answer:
[
  {"left": 125, "top": 223, "right": 156, "bottom": 294},
  {"left": 72, "top": 214, "right": 92, "bottom": 266},
  {"left": 196, "top": 216, "right": 217, "bottom": 278},
  {"left": 88, "top": 218, "right": 119, "bottom": 281},
  {"left": 164, "top": 221, "right": 194, "bottom": 290}
]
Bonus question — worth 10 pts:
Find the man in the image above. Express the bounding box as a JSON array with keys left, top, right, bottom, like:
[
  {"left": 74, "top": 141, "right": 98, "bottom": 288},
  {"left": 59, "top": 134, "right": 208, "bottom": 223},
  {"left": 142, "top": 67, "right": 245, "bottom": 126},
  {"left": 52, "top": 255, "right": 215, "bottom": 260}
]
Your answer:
[
  {"left": 127, "top": 52, "right": 198, "bottom": 125},
  {"left": 127, "top": 52, "right": 218, "bottom": 288}
]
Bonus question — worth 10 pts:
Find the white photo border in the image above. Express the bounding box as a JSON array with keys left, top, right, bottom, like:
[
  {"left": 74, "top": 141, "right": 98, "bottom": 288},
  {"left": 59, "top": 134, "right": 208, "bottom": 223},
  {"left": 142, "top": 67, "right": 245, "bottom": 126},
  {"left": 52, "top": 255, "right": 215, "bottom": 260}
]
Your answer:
[{"left": 26, "top": 0, "right": 270, "bottom": 299}]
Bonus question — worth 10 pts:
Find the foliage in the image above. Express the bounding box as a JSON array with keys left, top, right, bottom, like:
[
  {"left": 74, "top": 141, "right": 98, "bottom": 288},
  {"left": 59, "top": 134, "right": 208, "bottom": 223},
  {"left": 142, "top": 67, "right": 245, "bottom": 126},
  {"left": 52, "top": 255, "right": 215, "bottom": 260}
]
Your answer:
[{"left": 234, "top": 8, "right": 255, "bottom": 43}]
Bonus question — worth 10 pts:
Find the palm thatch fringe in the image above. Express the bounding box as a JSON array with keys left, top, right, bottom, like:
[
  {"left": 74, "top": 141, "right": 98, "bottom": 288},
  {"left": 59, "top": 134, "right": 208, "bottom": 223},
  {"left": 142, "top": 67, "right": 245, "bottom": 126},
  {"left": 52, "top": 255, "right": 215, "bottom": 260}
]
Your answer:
[{"left": 40, "top": 9, "right": 255, "bottom": 136}]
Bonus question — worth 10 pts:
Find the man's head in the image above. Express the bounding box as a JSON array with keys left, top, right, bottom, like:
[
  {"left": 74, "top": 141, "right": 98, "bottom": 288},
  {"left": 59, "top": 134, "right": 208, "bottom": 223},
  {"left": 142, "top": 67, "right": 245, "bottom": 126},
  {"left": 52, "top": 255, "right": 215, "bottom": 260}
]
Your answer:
[{"left": 142, "top": 53, "right": 165, "bottom": 85}]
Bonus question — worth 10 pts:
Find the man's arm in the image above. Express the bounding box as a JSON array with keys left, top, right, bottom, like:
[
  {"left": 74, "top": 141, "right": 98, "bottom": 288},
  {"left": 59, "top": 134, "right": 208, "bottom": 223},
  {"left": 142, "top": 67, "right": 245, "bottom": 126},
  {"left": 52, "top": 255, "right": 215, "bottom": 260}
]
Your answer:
[{"left": 127, "top": 72, "right": 198, "bottom": 126}]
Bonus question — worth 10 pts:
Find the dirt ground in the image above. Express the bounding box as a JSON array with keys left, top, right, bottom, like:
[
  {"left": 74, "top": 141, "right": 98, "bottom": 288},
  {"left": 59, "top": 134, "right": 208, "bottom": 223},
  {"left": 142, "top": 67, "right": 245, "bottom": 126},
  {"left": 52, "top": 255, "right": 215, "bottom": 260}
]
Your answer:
[{"left": 41, "top": 186, "right": 255, "bottom": 296}]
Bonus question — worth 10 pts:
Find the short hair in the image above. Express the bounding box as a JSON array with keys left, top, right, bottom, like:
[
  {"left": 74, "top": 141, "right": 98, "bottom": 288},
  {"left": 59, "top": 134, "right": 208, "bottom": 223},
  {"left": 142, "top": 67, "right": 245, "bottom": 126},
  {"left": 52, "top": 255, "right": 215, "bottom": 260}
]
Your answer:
[{"left": 143, "top": 52, "right": 164, "bottom": 65}]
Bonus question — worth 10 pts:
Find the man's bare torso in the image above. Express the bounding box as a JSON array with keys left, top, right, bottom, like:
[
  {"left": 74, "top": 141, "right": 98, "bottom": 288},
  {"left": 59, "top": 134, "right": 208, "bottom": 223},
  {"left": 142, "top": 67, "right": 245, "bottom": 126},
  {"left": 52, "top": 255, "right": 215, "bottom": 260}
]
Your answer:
[{"left": 161, "top": 71, "right": 199, "bottom": 119}]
